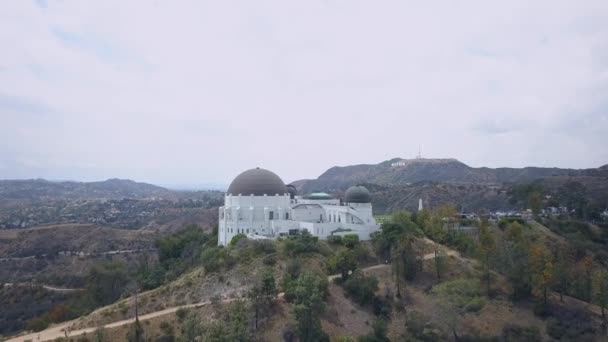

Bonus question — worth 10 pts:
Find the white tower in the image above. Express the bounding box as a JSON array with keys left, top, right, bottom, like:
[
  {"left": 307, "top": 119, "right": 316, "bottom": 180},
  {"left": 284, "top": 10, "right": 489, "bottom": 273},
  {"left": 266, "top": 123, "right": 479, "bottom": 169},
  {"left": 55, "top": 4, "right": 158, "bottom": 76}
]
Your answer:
[{"left": 418, "top": 198, "right": 423, "bottom": 212}]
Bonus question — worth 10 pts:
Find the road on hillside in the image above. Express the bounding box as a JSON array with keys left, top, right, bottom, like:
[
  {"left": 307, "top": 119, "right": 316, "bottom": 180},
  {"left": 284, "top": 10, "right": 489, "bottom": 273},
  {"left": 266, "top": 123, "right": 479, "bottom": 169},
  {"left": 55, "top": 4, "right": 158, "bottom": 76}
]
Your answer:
[{"left": 2, "top": 283, "right": 85, "bottom": 293}]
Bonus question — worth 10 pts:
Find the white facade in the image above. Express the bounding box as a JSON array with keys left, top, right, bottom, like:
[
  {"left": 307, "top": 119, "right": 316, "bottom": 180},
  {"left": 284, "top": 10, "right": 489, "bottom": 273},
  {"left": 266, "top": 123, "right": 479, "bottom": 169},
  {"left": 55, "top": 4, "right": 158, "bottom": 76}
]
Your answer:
[{"left": 218, "top": 194, "right": 379, "bottom": 246}]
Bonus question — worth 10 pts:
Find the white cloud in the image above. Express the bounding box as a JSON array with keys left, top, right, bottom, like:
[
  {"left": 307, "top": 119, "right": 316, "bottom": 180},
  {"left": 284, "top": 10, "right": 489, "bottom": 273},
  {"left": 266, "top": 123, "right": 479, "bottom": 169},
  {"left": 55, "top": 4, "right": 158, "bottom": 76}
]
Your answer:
[{"left": 0, "top": 0, "right": 607, "bottom": 185}]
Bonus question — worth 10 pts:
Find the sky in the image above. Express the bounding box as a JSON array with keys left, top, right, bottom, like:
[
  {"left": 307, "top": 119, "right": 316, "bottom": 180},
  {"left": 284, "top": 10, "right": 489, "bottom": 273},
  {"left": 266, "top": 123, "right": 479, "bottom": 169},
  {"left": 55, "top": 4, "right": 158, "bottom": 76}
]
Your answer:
[{"left": 1, "top": 1, "right": 607, "bottom": 187}]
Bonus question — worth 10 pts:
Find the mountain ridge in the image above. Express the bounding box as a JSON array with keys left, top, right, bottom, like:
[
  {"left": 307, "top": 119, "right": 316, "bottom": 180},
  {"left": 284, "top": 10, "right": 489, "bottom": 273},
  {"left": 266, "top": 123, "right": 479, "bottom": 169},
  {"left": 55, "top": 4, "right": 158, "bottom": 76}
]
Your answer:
[
  {"left": 0, "top": 178, "right": 170, "bottom": 201},
  {"left": 299, "top": 157, "right": 607, "bottom": 193}
]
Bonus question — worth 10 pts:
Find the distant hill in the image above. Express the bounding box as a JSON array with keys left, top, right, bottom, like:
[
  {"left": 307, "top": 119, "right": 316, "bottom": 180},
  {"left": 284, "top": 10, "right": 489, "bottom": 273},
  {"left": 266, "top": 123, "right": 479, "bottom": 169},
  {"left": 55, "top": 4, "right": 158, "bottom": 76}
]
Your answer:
[
  {"left": 0, "top": 178, "right": 170, "bottom": 201},
  {"left": 299, "top": 158, "right": 606, "bottom": 193},
  {"left": 367, "top": 182, "right": 513, "bottom": 214}
]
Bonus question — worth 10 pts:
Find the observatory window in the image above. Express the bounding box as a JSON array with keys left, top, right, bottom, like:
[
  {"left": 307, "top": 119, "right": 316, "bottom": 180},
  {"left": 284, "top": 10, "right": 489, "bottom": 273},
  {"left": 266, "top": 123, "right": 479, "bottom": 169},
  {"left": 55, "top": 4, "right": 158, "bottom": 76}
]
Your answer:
[
  {"left": 285, "top": 213, "right": 289, "bottom": 220},
  {"left": 320, "top": 214, "right": 323, "bottom": 222},
  {"left": 338, "top": 216, "right": 341, "bottom": 223},
  {"left": 269, "top": 211, "right": 274, "bottom": 220}
]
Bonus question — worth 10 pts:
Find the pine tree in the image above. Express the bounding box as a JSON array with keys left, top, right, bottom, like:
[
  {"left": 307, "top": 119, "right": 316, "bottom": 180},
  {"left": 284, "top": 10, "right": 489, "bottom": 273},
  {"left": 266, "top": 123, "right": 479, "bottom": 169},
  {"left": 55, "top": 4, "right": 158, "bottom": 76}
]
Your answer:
[{"left": 478, "top": 221, "right": 495, "bottom": 295}]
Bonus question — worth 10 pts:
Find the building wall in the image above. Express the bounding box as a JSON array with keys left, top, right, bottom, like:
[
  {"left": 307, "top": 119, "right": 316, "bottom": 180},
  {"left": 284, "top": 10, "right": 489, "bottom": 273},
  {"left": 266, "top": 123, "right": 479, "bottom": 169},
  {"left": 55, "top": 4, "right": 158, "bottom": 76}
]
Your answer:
[{"left": 218, "top": 194, "right": 379, "bottom": 246}]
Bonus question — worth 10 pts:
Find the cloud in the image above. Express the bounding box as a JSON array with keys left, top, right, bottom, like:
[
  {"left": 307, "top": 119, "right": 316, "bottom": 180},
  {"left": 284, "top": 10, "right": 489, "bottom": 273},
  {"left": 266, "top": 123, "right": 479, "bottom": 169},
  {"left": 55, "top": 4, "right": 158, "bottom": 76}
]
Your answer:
[
  {"left": 0, "top": 93, "right": 53, "bottom": 116},
  {"left": 0, "top": 0, "right": 607, "bottom": 184},
  {"left": 473, "top": 117, "right": 530, "bottom": 135}
]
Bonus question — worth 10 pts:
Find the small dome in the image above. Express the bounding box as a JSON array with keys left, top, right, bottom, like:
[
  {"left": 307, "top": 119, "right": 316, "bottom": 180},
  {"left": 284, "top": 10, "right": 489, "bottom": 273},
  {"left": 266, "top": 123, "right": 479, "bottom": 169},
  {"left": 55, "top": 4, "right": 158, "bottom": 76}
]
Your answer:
[
  {"left": 304, "top": 192, "right": 333, "bottom": 200},
  {"left": 286, "top": 184, "right": 297, "bottom": 199},
  {"left": 227, "top": 168, "right": 287, "bottom": 196},
  {"left": 345, "top": 186, "right": 371, "bottom": 203}
]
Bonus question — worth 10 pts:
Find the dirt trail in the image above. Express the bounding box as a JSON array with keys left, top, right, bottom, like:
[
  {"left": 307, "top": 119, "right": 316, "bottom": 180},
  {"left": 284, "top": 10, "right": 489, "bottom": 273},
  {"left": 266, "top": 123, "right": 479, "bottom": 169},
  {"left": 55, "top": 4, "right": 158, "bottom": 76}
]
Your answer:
[
  {"left": 6, "top": 263, "right": 398, "bottom": 342},
  {"left": 2, "top": 283, "right": 84, "bottom": 293}
]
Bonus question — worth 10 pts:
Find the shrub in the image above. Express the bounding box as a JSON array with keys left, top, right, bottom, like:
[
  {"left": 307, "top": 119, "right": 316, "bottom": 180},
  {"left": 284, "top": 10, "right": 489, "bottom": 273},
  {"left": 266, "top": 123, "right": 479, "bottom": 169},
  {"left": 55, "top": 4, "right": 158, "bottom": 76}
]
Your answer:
[
  {"left": 327, "top": 235, "right": 343, "bottom": 245},
  {"left": 406, "top": 311, "right": 447, "bottom": 341},
  {"left": 502, "top": 324, "right": 541, "bottom": 342},
  {"left": 464, "top": 297, "right": 485, "bottom": 312},
  {"left": 159, "top": 321, "right": 174, "bottom": 335},
  {"left": 26, "top": 317, "right": 49, "bottom": 332},
  {"left": 229, "top": 233, "right": 247, "bottom": 247},
  {"left": 175, "top": 308, "right": 189, "bottom": 322},
  {"left": 372, "top": 296, "right": 392, "bottom": 318},
  {"left": 343, "top": 271, "right": 378, "bottom": 306},
  {"left": 342, "top": 234, "right": 360, "bottom": 249},
  {"left": 282, "top": 231, "right": 320, "bottom": 257},
  {"left": 262, "top": 253, "right": 277, "bottom": 266},
  {"left": 498, "top": 217, "right": 525, "bottom": 230},
  {"left": 431, "top": 279, "right": 483, "bottom": 312},
  {"left": 358, "top": 319, "right": 389, "bottom": 342}
]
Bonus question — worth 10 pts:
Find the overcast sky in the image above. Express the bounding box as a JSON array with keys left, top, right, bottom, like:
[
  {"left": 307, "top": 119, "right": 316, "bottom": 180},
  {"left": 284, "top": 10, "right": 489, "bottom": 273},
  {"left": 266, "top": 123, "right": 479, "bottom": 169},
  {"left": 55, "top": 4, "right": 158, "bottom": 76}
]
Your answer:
[{"left": 1, "top": 1, "right": 607, "bottom": 187}]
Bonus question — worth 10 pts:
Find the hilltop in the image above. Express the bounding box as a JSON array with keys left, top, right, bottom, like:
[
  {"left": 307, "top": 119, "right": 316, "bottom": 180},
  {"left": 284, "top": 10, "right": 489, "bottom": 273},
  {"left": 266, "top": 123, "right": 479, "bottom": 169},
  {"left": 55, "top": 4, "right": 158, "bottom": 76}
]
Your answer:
[
  {"left": 294, "top": 158, "right": 608, "bottom": 214},
  {"left": 298, "top": 157, "right": 607, "bottom": 193}
]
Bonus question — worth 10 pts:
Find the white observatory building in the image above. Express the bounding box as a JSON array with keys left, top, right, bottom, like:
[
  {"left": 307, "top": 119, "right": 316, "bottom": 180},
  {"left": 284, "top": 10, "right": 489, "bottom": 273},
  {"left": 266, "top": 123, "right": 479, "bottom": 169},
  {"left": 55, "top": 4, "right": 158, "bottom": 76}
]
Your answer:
[{"left": 218, "top": 167, "right": 379, "bottom": 246}]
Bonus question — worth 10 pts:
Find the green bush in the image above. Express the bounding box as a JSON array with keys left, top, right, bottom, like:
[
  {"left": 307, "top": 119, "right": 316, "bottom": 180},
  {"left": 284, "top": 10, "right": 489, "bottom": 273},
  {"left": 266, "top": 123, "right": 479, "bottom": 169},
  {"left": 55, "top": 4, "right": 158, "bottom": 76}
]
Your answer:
[
  {"left": 464, "top": 297, "right": 485, "bottom": 312},
  {"left": 327, "top": 235, "right": 343, "bottom": 245},
  {"left": 342, "top": 234, "right": 360, "bottom": 249},
  {"left": 498, "top": 217, "right": 526, "bottom": 230},
  {"left": 26, "top": 317, "right": 49, "bottom": 332},
  {"left": 282, "top": 231, "right": 320, "bottom": 257},
  {"left": 432, "top": 279, "right": 482, "bottom": 312},
  {"left": 343, "top": 271, "right": 378, "bottom": 306},
  {"left": 229, "top": 233, "right": 247, "bottom": 247}
]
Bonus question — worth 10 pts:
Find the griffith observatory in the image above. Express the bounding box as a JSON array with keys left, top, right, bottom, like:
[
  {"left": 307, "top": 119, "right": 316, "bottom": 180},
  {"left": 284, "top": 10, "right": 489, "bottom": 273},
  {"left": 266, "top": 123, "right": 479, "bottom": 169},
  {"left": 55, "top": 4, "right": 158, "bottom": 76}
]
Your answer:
[{"left": 218, "top": 168, "right": 380, "bottom": 246}]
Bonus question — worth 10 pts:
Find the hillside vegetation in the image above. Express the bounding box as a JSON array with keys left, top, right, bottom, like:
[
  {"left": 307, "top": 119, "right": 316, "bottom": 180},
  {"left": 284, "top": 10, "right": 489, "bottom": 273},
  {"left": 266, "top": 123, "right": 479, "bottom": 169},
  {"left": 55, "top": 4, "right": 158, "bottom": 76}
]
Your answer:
[{"left": 8, "top": 209, "right": 608, "bottom": 342}]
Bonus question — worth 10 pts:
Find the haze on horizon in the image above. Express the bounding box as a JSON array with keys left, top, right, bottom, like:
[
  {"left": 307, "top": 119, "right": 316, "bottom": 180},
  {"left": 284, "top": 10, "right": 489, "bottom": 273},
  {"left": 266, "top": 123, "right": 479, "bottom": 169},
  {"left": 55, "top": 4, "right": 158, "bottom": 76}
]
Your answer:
[{"left": 1, "top": 0, "right": 607, "bottom": 186}]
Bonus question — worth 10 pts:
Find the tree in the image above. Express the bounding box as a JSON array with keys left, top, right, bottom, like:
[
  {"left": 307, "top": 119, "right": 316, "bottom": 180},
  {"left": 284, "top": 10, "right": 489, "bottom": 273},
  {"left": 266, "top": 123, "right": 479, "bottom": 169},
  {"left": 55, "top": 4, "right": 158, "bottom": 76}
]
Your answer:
[
  {"left": 501, "top": 222, "right": 533, "bottom": 300},
  {"left": 391, "top": 241, "right": 405, "bottom": 298},
  {"left": 478, "top": 221, "right": 495, "bottom": 295},
  {"left": 595, "top": 270, "right": 608, "bottom": 324},
  {"left": 434, "top": 246, "right": 448, "bottom": 283},
  {"left": 553, "top": 249, "right": 573, "bottom": 302},
  {"left": 557, "top": 181, "right": 588, "bottom": 219},
  {"left": 359, "top": 319, "right": 389, "bottom": 342},
  {"left": 292, "top": 273, "right": 329, "bottom": 342},
  {"left": 126, "top": 320, "right": 145, "bottom": 342},
  {"left": 87, "top": 261, "right": 130, "bottom": 306},
  {"left": 249, "top": 269, "right": 278, "bottom": 329},
  {"left": 529, "top": 244, "right": 555, "bottom": 308},
  {"left": 330, "top": 249, "right": 358, "bottom": 281},
  {"left": 203, "top": 301, "right": 250, "bottom": 341},
  {"left": 574, "top": 255, "right": 595, "bottom": 301}
]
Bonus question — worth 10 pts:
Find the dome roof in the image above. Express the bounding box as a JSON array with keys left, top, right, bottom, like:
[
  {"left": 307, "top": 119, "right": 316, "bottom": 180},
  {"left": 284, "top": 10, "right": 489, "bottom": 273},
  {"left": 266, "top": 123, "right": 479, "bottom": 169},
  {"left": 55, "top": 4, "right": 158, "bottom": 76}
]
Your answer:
[
  {"left": 304, "top": 192, "right": 333, "bottom": 200},
  {"left": 286, "top": 184, "right": 297, "bottom": 199},
  {"left": 227, "top": 168, "right": 287, "bottom": 196},
  {"left": 345, "top": 185, "right": 371, "bottom": 203}
]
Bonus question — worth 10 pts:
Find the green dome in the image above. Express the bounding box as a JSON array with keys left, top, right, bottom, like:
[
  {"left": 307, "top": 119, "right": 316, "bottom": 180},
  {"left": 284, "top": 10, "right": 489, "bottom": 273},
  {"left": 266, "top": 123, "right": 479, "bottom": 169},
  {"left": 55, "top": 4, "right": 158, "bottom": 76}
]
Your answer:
[
  {"left": 345, "top": 186, "right": 371, "bottom": 203},
  {"left": 304, "top": 192, "right": 333, "bottom": 200}
]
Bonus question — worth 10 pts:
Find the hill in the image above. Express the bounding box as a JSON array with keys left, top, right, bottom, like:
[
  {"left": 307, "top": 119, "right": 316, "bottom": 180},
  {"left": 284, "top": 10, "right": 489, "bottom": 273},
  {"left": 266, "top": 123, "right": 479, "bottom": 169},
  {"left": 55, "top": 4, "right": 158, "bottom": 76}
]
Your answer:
[
  {"left": 0, "top": 178, "right": 170, "bottom": 202},
  {"left": 299, "top": 157, "right": 606, "bottom": 193},
  {"left": 369, "top": 182, "right": 513, "bottom": 214}
]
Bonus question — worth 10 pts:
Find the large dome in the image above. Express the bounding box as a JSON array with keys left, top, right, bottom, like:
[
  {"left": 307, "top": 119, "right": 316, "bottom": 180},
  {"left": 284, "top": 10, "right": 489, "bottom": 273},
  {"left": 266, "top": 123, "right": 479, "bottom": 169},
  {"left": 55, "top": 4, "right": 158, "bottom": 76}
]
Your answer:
[
  {"left": 227, "top": 168, "right": 287, "bottom": 196},
  {"left": 345, "top": 185, "right": 371, "bottom": 203}
]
